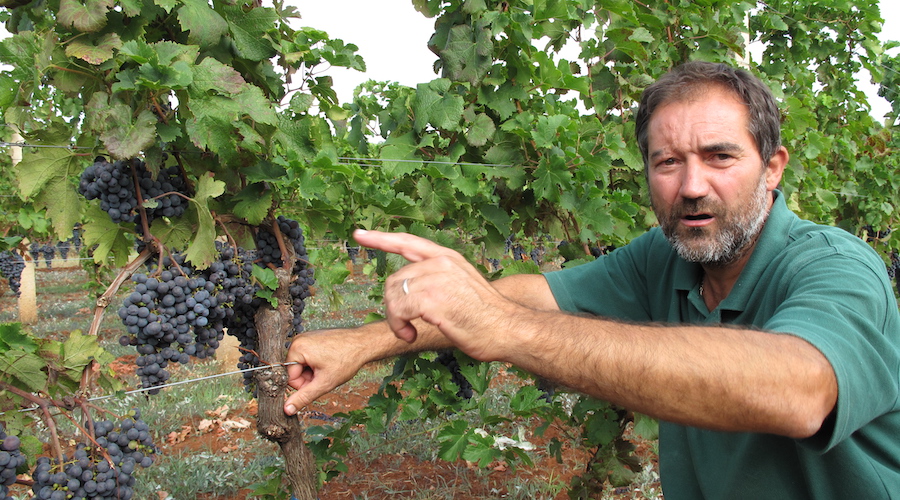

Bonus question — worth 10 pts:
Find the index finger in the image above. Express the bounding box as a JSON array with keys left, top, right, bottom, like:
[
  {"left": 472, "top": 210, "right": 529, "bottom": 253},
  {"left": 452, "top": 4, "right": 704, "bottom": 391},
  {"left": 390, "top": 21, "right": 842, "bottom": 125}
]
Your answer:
[{"left": 352, "top": 229, "right": 458, "bottom": 263}]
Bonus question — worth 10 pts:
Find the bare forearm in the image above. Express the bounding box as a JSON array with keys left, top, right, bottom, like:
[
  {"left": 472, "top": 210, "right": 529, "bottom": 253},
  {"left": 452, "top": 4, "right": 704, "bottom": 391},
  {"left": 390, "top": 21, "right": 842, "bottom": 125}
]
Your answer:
[
  {"left": 500, "top": 309, "right": 837, "bottom": 438},
  {"left": 351, "top": 318, "right": 454, "bottom": 363}
]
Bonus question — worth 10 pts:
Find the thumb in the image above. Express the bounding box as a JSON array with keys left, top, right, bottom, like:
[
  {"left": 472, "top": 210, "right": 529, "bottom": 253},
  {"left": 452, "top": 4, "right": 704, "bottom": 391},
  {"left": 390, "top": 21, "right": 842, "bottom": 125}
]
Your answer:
[
  {"left": 283, "top": 363, "right": 319, "bottom": 415},
  {"left": 284, "top": 377, "right": 321, "bottom": 416}
]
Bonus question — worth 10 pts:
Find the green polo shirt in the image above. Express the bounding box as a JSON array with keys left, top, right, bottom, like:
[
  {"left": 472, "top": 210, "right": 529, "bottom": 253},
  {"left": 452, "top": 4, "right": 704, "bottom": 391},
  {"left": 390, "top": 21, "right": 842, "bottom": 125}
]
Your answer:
[{"left": 544, "top": 190, "right": 900, "bottom": 499}]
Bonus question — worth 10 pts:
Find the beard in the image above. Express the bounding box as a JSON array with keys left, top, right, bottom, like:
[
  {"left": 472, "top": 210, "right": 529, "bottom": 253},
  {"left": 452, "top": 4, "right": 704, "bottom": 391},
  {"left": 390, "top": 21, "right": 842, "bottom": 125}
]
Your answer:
[{"left": 654, "top": 174, "right": 769, "bottom": 266}]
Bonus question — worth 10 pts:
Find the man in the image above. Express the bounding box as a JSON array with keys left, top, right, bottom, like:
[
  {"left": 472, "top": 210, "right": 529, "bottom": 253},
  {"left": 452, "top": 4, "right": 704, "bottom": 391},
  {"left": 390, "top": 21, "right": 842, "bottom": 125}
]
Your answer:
[{"left": 284, "top": 62, "right": 900, "bottom": 498}]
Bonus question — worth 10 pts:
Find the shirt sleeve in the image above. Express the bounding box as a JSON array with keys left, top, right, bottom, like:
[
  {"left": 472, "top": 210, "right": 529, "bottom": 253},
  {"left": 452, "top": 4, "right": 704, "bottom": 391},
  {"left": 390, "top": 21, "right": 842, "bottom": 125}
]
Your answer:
[
  {"left": 544, "top": 231, "right": 659, "bottom": 322},
  {"left": 763, "top": 234, "right": 900, "bottom": 453}
]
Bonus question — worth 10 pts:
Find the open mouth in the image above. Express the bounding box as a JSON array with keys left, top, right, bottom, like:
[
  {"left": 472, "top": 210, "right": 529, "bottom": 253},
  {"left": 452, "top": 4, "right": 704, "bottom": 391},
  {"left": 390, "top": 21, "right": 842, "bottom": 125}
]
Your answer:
[{"left": 684, "top": 213, "right": 712, "bottom": 221}]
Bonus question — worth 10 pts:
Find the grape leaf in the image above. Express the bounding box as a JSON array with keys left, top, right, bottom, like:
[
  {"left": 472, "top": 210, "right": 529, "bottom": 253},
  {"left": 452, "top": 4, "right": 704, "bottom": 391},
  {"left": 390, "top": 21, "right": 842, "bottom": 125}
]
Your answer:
[
  {"left": 252, "top": 265, "right": 278, "bottom": 290},
  {"left": 413, "top": 79, "right": 464, "bottom": 132},
  {"left": 534, "top": 0, "right": 569, "bottom": 21},
  {"left": 0, "top": 349, "right": 48, "bottom": 392},
  {"left": 465, "top": 112, "right": 495, "bottom": 147},
  {"left": 379, "top": 132, "right": 422, "bottom": 177},
  {"left": 232, "top": 183, "right": 274, "bottom": 226},
  {"left": 438, "top": 24, "right": 492, "bottom": 85},
  {"left": 531, "top": 114, "right": 570, "bottom": 149},
  {"left": 100, "top": 107, "right": 157, "bottom": 160},
  {"left": 235, "top": 86, "right": 278, "bottom": 125},
  {"left": 153, "top": 0, "right": 178, "bottom": 13},
  {"left": 462, "top": 431, "right": 500, "bottom": 468},
  {"left": 532, "top": 155, "right": 572, "bottom": 203},
  {"left": 57, "top": 0, "right": 114, "bottom": 32},
  {"left": 184, "top": 175, "right": 226, "bottom": 268},
  {"left": 274, "top": 115, "right": 322, "bottom": 163},
  {"left": 64, "top": 33, "right": 122, "bottom": 65},
  {"left": 190, "top": 57, "right": 246, "bottom": 94},
  {"left": 0, "top": 323, "right": 35, "bottom": 354},
  {"left": 149, "top": 216, "right": 193, "bottom": 251},
  {"left": 478, "top": 82, "right": 527, "bottom": 121},
  {"left": 177, "top": 0, "right": 229, "bottom": 48},
  {"left": 13, "top": 146, "right": 85, "bottom": 241},
  {"left": 437, "top": 419, "right": 470, "bottom": 462},
  {"left": 62, "top": 330, "right": 114, "bottom": 372},
  {"left": 82, "top": 205, "right": 135, "bottom": 268},
  {"left": 242, "top": 161, "right": 288, "bottom": 183},
  {"left": 416, "top": 177, "right": 455, "bottom": 222},
  {"left": 185, "top": 112, "right": 236, "bottom": 158},
  {"left": 222, "top": 6, "right": 279, "bottom": 61},
  {"left": 118, "top": 0, "right": 142, "bottom": 17}
]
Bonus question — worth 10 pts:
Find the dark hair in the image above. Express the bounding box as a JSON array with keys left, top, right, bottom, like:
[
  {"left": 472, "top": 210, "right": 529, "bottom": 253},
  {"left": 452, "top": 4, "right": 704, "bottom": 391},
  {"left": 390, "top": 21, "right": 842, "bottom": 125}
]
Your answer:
[{"left": 634, "top": 61, "right": 782, "bottom": 169}]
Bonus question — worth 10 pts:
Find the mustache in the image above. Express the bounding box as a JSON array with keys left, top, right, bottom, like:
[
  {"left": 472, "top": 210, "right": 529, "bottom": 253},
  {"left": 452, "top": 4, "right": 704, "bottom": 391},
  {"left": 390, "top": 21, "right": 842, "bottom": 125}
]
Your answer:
[{"left": 669, "top": 199, "right": 720, "bottom": 219}]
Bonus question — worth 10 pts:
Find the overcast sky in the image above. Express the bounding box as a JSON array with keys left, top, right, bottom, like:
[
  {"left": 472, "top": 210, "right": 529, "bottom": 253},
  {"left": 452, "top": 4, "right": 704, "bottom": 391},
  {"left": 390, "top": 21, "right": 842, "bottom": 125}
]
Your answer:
[{"left": 295, "top": 0, "right": 900, "bottom": 120}]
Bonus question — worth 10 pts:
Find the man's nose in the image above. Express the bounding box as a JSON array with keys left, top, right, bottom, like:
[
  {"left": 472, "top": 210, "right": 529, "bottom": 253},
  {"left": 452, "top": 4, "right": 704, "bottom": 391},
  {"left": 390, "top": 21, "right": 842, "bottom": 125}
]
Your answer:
[{"left": 678, "top": 157, "right": 710, "bottom": 200}]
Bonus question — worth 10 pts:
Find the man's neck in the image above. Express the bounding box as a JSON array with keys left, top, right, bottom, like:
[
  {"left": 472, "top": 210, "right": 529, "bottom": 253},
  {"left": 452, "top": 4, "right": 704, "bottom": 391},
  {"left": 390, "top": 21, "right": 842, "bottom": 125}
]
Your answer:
[{"left": 700, "top": 191, "right": 775, "bottom": 310}]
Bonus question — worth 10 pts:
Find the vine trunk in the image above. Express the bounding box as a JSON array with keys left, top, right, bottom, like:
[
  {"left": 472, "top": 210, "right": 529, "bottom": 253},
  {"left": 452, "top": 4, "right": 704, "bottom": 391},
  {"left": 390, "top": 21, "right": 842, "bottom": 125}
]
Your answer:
[{"left": 254, "top": 267, "right": 317, "bottom": 499}]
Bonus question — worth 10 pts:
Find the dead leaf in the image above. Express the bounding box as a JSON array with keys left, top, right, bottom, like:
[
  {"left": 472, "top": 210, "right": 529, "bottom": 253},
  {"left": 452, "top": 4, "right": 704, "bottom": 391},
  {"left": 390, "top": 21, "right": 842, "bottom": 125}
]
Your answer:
[
  {"left": 166, "top": 426, "right": 192, "bottom": 444},
  {"left": 198, "top": 419, "right": 216, "bottom": 433},
  {"left": 221, "top": 417, "right": 252, "bottom": 431},
  {"left": 206, "top": 405, "right": 230, "bottom": 419}
]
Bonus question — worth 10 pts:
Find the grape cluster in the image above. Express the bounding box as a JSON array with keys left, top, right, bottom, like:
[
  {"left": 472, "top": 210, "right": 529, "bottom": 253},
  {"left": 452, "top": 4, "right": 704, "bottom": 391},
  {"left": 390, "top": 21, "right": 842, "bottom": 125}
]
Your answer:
[
  {"left": 511, "top": 244, "right": 526, "bottom": 262},
  {"left": 345, "top": 242, "right": 360, "bottom": 263},
  {"left": 40, "top": 244, "right": 56, "bottom": 269},
  {"left": 29, "top": 242, "right": 41, "bottom": 264},
  {"left": 226, "top": 217, "right": 314, "bottom": 393},
  {"left": 256, "top": 216, "right": 315, "bottom": 337},
  {"left": 1, "top": 425, "right": 26, "bottom": 500},
  {"left": 529, "top": 247, "right": 543, "bottom": 267},
  {"left": 57, "top": 240, "right": 71, "bottom": 260},
  {"left": 29, "top": 409, "right": 156, "bottom": 500},
  {"left": 78, "top": 158, "right": 139, "bottom": 224},
  {"left": 117, "top": 216, "right": 314, "bottom": 395},
  {"left": 118, "top": 255, "right": 226, "bottom": 393},
  {"left": 71, "top": 227, "right": 84, "bottom": 255},
  {"left": 135, "top": 164, "right": 189, "bottom": 220},
  {"left": 78, "top": 157, "right": 189, "bottom": 226},
  {"left": 209, "top": 243, "right": 264, "bottom": 392},
  {"left": 0, "top": 251, "right": 26, "bottom": 297}
]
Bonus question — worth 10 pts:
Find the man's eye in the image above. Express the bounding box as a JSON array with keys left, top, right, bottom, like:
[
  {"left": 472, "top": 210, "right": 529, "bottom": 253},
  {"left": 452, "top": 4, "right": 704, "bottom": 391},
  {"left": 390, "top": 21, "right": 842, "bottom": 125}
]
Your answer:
[
  {"left": 715, "top": 154, "right": 732, "bottom": 161},
  {"left": 663, "top": 158, "right": 677, "bottom": 165}
]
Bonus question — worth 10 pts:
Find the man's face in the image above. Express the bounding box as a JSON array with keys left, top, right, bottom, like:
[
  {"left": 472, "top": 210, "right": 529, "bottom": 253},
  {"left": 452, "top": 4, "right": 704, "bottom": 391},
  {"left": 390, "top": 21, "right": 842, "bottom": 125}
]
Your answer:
[{"left": 645, "top": 86, "right": 781, "bottom": 266}]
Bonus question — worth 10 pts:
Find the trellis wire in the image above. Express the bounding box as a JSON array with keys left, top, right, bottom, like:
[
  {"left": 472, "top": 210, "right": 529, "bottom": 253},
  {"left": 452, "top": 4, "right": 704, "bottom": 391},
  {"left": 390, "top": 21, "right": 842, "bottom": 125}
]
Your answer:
[{"left": 2, "top": 362, "right": 300, "bottom": 416}]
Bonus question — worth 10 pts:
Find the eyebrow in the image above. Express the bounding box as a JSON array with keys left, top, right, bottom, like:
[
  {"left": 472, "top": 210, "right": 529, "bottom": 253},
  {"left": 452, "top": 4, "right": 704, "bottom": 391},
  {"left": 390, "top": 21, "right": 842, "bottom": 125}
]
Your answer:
[
  {"left": 649, "top": 149, "right": 666, "bottom": 161},
  {"left": 701, "top": 142, "right": 744, "bottom": 154}
]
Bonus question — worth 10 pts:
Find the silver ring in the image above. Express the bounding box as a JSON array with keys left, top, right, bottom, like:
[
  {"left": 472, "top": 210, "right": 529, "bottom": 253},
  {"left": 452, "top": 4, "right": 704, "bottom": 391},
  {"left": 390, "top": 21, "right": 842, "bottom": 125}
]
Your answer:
[{"left": 402, "top": 278, "right": 410, "bottom": 295}]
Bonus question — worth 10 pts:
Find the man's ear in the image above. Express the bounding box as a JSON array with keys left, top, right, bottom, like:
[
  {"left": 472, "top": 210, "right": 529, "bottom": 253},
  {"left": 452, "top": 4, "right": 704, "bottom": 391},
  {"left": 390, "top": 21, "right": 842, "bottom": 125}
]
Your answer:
[{"left": 766, "top": 146, "right": 788, "bottom": 191}]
